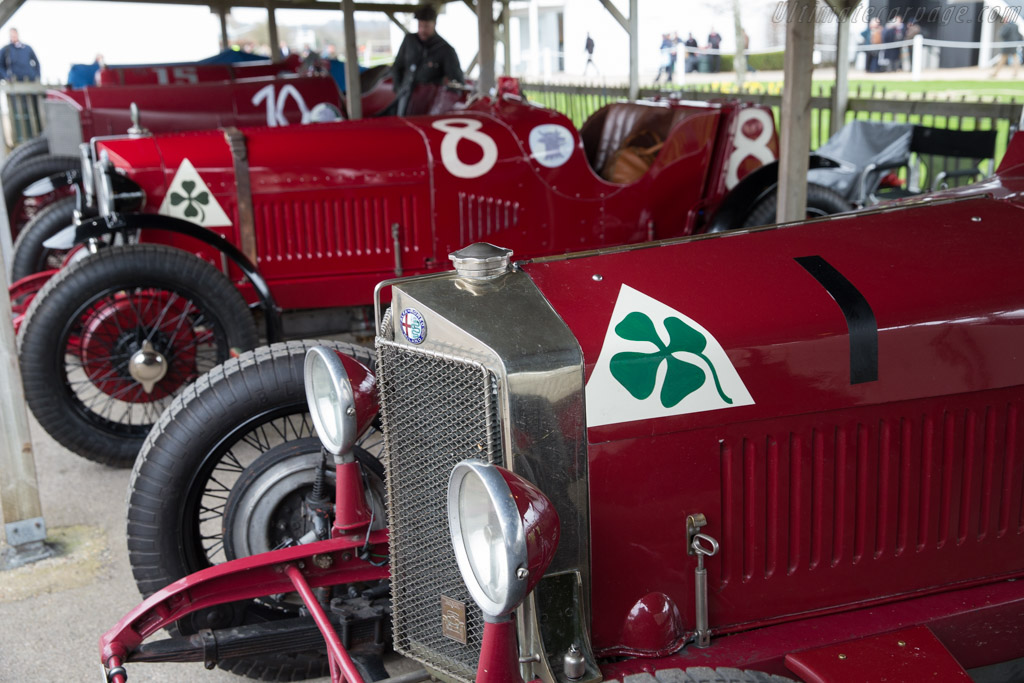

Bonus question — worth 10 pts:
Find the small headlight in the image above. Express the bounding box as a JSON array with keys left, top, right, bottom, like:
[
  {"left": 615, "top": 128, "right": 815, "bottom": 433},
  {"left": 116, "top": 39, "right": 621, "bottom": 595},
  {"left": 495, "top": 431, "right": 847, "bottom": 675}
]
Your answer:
[
  {"left": 79, "top": 143, "right": 94, "bottom": 203},
  {"left": 459, "top": 469, "right": 513, "bottom": 605},
  {"left": 304, "top": 347, "right": 356, "bottom": 456},
  {"left": 448, "top": 460, "right": 560, "bottom": 620},
  {"left": 96, "top": 151, "right": 114, "bottom": 217}
]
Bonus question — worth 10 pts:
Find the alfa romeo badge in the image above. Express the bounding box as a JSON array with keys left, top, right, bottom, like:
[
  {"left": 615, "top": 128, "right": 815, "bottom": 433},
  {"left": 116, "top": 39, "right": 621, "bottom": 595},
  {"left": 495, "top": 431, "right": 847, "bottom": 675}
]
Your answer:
[{"left": 399, "top": 308, "right": 427, "bottom": 345}]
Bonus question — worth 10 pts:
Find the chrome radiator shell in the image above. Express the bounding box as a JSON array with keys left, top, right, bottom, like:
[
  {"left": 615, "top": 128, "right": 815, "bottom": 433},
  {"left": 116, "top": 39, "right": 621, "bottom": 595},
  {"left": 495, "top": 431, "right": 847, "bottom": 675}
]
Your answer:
[{"left": 375, "top": 269, "right": 591, "bottom": 683}]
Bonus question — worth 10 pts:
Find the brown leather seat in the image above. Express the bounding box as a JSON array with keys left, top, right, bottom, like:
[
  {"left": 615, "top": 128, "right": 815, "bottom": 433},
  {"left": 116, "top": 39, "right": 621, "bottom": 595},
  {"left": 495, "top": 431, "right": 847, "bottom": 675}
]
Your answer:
[{"left": 580, "top": 102, "right": 689, "bottom": 178}]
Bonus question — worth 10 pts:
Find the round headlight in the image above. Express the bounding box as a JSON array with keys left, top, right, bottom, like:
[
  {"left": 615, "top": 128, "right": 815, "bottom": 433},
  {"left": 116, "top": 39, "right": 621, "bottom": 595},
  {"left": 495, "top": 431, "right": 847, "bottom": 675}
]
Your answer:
[
  {"left": 304, "top": 347, "right": 356, "bottom": 456},
  {"left": 448, "top": 460, "right": 560, "bottom": 620}
]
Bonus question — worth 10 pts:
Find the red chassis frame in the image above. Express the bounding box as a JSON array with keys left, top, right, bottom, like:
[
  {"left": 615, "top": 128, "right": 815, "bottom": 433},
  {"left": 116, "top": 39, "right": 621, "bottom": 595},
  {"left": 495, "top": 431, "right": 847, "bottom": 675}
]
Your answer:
[{"left": 99, "top": 460, "right": 388, "bottom": 683}]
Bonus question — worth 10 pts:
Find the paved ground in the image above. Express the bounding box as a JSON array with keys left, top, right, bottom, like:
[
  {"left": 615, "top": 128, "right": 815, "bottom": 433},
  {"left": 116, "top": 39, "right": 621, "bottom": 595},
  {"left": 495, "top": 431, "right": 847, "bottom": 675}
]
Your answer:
[{"left": 0, "top": 406, "right": 419, "bottom": 682}]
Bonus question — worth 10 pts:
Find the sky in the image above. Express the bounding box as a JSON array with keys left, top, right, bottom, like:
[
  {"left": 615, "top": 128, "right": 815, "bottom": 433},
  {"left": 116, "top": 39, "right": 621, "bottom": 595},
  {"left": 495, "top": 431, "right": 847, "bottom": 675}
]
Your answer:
[{"left": 6, "top": 1, "right": 224, "bottom": 83}]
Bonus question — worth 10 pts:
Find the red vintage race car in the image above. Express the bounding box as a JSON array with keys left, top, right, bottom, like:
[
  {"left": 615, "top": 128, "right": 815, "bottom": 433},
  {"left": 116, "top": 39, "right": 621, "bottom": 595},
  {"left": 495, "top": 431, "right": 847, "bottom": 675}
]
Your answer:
[
  {"left": 3, "top": 69, "right": 395, "bottom": 235},
  {"left": 101, "top": 135, "right": 1024, "bottom": 683},
  {"left": 14, "top": 92, "right": 850, "bottom": 468},
  {"left": 96, "top": 53, "right": 302, "bottom": 86}
]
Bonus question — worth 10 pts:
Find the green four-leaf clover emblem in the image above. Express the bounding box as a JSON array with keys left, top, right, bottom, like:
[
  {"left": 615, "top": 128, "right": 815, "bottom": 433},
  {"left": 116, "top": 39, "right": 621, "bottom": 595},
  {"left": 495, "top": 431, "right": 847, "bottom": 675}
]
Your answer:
[
  {"left": 169, "top": 180, "right": 209, "bottom": 222},
  {"left": 609, "top": 311, "right": 733, "bottom": 408}
]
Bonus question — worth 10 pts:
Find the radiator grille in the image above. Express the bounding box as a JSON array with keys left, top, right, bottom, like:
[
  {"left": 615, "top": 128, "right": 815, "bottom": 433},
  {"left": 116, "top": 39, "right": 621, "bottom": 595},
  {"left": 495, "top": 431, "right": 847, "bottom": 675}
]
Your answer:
[
  {"left": 377, "top": 332, "right": 502, "bottom": 682},
  {"left": 44, "top": 101, "right": 83, "bottom": 156}
]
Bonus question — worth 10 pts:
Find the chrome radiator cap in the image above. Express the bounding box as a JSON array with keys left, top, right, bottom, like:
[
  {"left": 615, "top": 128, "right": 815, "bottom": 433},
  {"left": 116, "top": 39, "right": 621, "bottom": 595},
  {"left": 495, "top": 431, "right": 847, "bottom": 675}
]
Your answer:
[{"left": 449, "top": 242, "right": 513, "bottom": 279}]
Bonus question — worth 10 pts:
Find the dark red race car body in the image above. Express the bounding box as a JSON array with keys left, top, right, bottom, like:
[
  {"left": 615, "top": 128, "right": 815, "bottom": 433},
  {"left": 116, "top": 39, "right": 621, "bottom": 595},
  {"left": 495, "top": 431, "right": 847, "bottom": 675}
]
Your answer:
[
  {"left": 91, "top": 94, "right": 780, "bottom": 312},
  {"left": 368, "top": 146, "right": 1024, "bottom": 681}
]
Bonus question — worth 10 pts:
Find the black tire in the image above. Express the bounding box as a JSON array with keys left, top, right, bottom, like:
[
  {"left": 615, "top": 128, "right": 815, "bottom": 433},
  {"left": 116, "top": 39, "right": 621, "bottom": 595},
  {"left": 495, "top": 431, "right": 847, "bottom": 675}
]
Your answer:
[
  {"left": 741, "top": 182, "right": 852, "bottom": 228},
  {"left": 4, "top": 153, "right": 80, "bottom": 233},
  {"left": 606, "top": 667, "right": 797, "bottom": 683},
  {"left": 127, "top": 340, "right": 383, "bottom": 680},
  {"left": 17, "top": 244, "right": 258, "bottom": 467},
  {"left": 1, "top": 134, "right": 49, "bottom": 183},
  {"left": 10, "top": 194, "right": 76, "bottom": 281}
]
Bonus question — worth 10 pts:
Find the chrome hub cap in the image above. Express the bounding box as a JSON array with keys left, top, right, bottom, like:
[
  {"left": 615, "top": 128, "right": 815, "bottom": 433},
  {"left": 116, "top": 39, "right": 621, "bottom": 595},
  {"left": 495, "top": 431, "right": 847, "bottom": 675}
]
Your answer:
[{"left": 128, "top": 340, "right": 168, "bottom": 394}]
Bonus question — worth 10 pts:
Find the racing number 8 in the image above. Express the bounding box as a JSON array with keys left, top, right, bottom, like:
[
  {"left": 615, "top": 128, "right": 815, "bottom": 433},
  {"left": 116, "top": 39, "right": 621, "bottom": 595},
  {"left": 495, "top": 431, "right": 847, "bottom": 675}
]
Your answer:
[
  {"left": 724, "top": 108, "right": 776, "bottom": 190},
  {"left": 431, "top": 118, "right": 499, "bottom": 179}
]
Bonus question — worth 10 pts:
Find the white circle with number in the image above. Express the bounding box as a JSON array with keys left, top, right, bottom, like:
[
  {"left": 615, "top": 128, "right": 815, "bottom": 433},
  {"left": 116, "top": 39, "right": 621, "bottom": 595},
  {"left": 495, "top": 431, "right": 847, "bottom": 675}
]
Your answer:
[{"left": 431, "top": 118, "right": 499, "bottom": 179}]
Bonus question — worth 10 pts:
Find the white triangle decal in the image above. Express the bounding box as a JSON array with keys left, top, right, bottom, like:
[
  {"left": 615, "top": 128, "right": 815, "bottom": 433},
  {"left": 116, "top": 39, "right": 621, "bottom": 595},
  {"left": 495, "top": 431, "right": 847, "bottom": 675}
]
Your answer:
[
  {"left": 586, "top": 284, "right": 754, "bottom": 428},
  {"left": 157, "top": 158, "right": 233, "bottom": 228}
]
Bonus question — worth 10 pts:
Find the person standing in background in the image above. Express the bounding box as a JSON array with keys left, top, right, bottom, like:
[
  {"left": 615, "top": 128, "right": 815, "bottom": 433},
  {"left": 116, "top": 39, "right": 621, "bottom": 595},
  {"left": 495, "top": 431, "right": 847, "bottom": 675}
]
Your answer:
[
  {"left": 992, "top": 10, "right": 1022, "bottom": 78},
  {"left": 0, "top": 28, "right": 40, "bottom": 82},
  {"left": 0, "top": 28, "right": 41, "bottom": 143},
  {"left": 391, "top": 4, "right": 463, "bottom": 115},
  {"left": 882, "top": 15, "right": 904, "bottom": 71},
  {"left": 654, "top": 33, "right": 673, "bottom": 83},
  {"left": 707, "top": 28, "right": 722, "bottom": 73},
  {"left": 684, "top": 33, "right": 698, "bottom": 73},
  {"left": 583, "top": 32, "right": 597, "bottom": 76}
]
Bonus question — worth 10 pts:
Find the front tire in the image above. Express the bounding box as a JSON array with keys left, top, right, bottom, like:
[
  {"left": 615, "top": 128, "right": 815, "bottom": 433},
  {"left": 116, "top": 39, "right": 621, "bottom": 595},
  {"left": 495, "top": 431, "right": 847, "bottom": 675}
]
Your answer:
[
  {"left": 741, "top": 182, "right": 851, "bottom": 228},
  {"left": 17, "top": 244, "right": 258, "bottom": 467},
  {"left": 10, "top": 194, "right": 77, "bottom": 281},
  {"left": 3, "top": 154, "right": 79, "bottom": 236},
  {"left": 127, "top": 340, "right": 383, "bottom": 680},
  {"left": 1, "top": 134, "right": 49, "bottom": 183}
]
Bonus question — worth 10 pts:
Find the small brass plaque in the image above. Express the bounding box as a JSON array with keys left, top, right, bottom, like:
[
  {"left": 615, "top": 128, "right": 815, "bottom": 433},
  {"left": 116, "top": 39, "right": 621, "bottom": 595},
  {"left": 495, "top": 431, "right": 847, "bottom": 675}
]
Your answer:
[{"left": 441, "top": 595, "right": 468, "bottom": 644}]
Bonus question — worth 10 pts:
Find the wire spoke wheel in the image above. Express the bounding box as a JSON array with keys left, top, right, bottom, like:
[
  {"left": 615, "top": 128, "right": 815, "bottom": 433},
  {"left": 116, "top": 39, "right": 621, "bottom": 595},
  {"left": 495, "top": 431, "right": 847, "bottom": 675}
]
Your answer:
[
  {"left": 187, "top": 413, "right": 385, "bottom": 569},
  {"left": 18, "top": 244, "right": 258, "bottom": 467},
  {"left": 61, "top": 286, "right": 225, "bottom": 435},
  {"left": 127, "top": 341, "right": 386, "bottom": 680}
]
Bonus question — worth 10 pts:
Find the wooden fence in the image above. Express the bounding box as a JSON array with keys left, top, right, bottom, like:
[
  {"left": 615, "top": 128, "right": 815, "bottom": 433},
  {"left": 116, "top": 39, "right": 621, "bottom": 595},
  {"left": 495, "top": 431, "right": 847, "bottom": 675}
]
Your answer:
[
  {"left": 521, "top": 81, "right": 1024, "bottom": 165},
  {"left": 0, "top": 81, "right": 48, "bottom": 151}
]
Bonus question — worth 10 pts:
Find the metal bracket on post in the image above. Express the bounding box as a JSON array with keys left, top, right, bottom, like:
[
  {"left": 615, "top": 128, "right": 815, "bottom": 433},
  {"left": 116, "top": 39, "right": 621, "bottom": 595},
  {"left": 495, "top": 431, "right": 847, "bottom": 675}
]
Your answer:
[
  {"left": 685, "top": 512, "right": 706, "bottom": 556},
  {"left": 2, "top": 518, "right": 52, "bottom": 569}
]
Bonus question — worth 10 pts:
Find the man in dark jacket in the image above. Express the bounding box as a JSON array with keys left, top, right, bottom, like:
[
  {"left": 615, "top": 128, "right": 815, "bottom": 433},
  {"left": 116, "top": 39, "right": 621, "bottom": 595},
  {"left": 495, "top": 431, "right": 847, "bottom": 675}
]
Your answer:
[
  {"left": 0, "top": 28, "right": 40, "bottom": 81},
  {"left": 392, "top": 5, "right": 463, "bottom": 115}
]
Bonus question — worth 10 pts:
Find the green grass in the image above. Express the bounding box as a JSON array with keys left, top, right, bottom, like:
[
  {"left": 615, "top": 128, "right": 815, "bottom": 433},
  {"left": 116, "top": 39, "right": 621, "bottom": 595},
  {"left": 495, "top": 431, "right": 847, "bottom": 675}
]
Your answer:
[{"left": 842, "top": 79, "right": 1024, "bottom": 101}]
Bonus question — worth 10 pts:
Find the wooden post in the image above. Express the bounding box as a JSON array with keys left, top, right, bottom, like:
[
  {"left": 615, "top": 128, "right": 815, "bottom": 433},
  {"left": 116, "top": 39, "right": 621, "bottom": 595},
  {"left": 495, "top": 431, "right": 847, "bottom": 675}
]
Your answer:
[
  {"left": 732, "top": 0, "right": 746, "bottom": 89},
  {"left": 0, "top": 213, "right": 51, "bottom": 568},
  {"left": 268, "top": 5, "right": 282, "bottom": 61},
  {"left": 341, "top": 0, "right": 362, "bottom": 119},
  {"left": 528, "top": 0, "right": 539, "bottom": 76},
  {"left": 912, "top": 33, "right": 924, "bottom": 82},
  {"left": 777, "top": 0, "right": 815, "bottom": 223},
  {"left": 217, "top": 4, "right": 230, "bottom": 51},
  {"left": 628, "top": 0, "right": 638, "bottom": 100},
  {"left": 477, "top": 0, "right": 496, "bottom": 93},
  {"left": 831, "top": 9, "right": 850, "bottom": 136},
  {"left": 502, "top": 0, "right": 511, "bottom": 76}
]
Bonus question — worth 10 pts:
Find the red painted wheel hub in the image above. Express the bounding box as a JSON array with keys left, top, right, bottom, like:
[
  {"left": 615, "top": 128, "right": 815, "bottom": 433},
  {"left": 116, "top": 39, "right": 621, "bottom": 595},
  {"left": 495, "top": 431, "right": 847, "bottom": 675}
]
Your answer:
[{"left": 78, "top": 291, "right": 203, "bottom": 402}]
